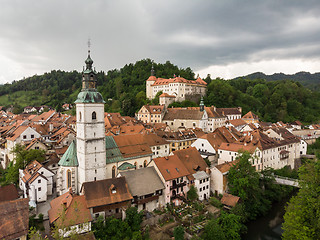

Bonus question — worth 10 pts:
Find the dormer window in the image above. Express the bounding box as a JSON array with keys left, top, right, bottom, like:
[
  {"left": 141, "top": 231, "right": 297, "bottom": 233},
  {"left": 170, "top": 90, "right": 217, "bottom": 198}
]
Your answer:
[
  {"left": 110, "top": 184, "right": 117, "bottom": 194},
  {"left": 92, "top": 111, "right": 97, "bottom": 120}
]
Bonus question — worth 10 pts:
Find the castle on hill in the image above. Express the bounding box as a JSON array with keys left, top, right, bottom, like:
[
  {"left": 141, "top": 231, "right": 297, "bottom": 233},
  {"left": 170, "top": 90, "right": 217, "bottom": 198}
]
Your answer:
[{"left": 146, "top": 66, "right": 207, "bottom": 103}]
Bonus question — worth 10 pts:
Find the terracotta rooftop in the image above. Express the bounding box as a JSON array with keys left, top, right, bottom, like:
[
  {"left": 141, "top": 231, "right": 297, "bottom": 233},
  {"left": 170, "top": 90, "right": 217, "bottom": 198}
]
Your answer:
[
  {"left": 242, "top": 111, "right": 259, "bottom": 120},
  {"left": 215, "top": 160, "right": 239, "bottom": 174},
  {"left": 173, "top": 147, "right": 207, "bottom": 174},
  {"left": 150, "top": 76, "right": 207, "bottom": 86},
  {"left": 163, "top": 107, "right": 205, "bottom": 121},
  {"left": 113, "top": 134, "right": 152, "bottom": 159},
  {"left": 216, "top": 107, "right": 242, "bottom": 116},
  {"left": 0, "top": 184, "right": 18, "bottom": 202},
  {"left": 0, "top": 198, "right": 29, "bottom": 240},
  {"left": 49, "top": 190, "right": 92, "bottom": 227},
  {"left": 221, "top": 193, "right": 240, "bottom": 207},
  {"left": 142, "top": 105, "right": 165, "bottom": 114},
  {"left": 228, "top": 118, "right": 247, "bottom": 127},
  {"left": 21, "top": 160, "right": 50, "bottom": 184},
  {"left": 219, "top": 142, "right": 256, "bottom": 153},
  {"left": 159, "top": 93, "right": 175, "bottom": 98},
  {"left": 82, "top": 177, "right": 133, "bottom": 208},
  {"left": 6, "top": 125, "right": 28, "bottom": 141},
  {"left": 31, "top": 110, "right": 55, "bottom": 123},
  {"left": 142, "top": 133, "right": 168, "bottom": 147},
  {"left": 154, "top": 155, "right": 191, "bottom": 181}
]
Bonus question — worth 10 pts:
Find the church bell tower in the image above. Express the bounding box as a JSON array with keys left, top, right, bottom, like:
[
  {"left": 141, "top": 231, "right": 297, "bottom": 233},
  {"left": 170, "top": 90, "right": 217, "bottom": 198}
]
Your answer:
[{"left": 75, "top": 49, "right": 107, "bottom": 192}]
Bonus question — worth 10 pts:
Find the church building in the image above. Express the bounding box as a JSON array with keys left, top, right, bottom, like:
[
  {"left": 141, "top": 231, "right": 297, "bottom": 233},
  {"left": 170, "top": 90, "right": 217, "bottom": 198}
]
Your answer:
[{"left": 57, "top": 50, "right": 107, "bottom": 195}]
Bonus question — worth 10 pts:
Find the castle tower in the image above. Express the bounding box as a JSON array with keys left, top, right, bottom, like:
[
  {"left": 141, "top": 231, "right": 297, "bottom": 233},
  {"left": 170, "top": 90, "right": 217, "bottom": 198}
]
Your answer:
[
  {"left": 146, "top": 63, "right": 157, "bottom": 100},
  {"left": 74, "top": 50, "right": 107, "bottom": 192}
]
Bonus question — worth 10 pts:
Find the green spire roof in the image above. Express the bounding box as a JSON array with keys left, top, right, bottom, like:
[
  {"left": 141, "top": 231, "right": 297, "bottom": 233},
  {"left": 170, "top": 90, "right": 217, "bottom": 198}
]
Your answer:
[
  {"left": 58, "top": 140, "right": 78, "bottom": 167},
  {"left": 75, "top": 91, "right": 105, "bottom": 103}
]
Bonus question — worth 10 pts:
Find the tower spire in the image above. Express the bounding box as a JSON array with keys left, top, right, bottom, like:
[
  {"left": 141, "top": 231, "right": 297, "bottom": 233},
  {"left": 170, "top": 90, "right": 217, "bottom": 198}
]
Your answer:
[
  {"left": 151, "top": 61, "right": 155, "bottom": 76},
  {"left": 200, "top": 97, "right": 204, "bottom": 112}
]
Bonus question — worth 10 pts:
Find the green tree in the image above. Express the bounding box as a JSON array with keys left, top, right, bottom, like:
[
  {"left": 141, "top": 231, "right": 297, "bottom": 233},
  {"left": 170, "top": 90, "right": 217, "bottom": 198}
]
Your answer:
[
  {"left": 173, "top": 225, "right": 185, "bottom": 240},
  {"left": 227, "top": 152, "right": 270, "bottom": 220},
  {"left": 2, "top": 144, "right": 45, "bottom": 186},
  {"left": 125, "top": 207, "right": 143, "bottom": 232},
  {"left": 282, "top": 159, "right": 320, "bottom": 240},
  {"left": 201, "top": 218, "right": 226, "bottom": 240},
  {"left": 152, "top": 91, "right": 163, "bottom": 105},
  {"left": 218, "top": 211, "right": 244, "bottom": 240},
  {"left": 187, "top": 185, "right": 198, "bottom": 201}
]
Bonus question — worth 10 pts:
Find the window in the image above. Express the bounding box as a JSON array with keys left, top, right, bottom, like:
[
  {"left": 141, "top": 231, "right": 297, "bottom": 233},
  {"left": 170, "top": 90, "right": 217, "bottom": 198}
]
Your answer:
[
  {"left": 144, "top": 160, "right": 147, "bottom": 168},
  {"left": 92, "top": 111, "right": 97, "bottom": 120},
  {"left": 38, "top": 187, "right": 41, "bottom": 191},
  {"left": 35, "top": 146, "right": 39, "bottom": 150},
  {"left": 31, "top": 134, "right": 34, "bottom": 139},
  {"left": 23, "top": 135, "right": 27, "bottom": 139},
  {"left": 67, "top": 170, "right": 72, "bottom": 189},
  {"left": 38, "top": 179, "right": 41, "bottom": 183},
  {"left": 112, "top": 166, "right": 116, "bottom": 178},
  {"left": 79, "top": 112, "right": 82, "bottom": 121}
]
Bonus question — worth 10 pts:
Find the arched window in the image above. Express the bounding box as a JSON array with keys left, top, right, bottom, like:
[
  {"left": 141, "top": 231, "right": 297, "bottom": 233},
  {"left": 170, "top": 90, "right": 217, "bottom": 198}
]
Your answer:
[
  {"left": 79, "top": 112, "right": 82, "bottom": 121},
  {"left": 67, "top": 170, "right": 72, "bottom": 189},
  {"left": 92, "top": 111, "right": 96, "bottom": 120},
  {"left": 144, "top": 160, "right": 147, "bottom": 168},
  {"left": 112, "top": 166, "right": 116, "bottom": 178}
]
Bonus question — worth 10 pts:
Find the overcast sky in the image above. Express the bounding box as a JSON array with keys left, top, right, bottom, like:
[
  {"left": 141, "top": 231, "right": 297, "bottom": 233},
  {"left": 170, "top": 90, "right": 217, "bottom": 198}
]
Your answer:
[{"left": 1, "top": 0, "right": 320, "bottom": 84}]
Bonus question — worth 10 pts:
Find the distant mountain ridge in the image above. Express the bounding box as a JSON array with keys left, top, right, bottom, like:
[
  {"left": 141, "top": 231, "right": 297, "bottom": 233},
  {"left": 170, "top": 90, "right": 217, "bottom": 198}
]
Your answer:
[{"left": 234, "top": 71, "right": 320, "bottom": 91}]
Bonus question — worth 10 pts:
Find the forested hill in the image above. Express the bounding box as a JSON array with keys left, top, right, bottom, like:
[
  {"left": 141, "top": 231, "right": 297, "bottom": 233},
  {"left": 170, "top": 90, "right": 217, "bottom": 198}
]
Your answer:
[
  {"left": 0, "top": 59, "right": 320, "bottom": 124},
  {"left": 235, "top": 71, "right": 320, "bottom": 91},
  {"left": 0, "top": 59, "right": 195, "bottom": 116}
]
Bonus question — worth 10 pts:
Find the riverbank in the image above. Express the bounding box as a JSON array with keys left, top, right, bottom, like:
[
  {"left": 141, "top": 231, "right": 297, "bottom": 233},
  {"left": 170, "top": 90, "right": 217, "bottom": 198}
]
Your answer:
[{"left": 243, "top": 190, "right": 297, "bottom": 239}]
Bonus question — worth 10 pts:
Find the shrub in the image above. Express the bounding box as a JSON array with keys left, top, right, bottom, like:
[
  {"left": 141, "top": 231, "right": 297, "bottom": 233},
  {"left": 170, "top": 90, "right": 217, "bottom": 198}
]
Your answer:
[{"left": 210, "top": 197, "right": 222, "bottom": 208}]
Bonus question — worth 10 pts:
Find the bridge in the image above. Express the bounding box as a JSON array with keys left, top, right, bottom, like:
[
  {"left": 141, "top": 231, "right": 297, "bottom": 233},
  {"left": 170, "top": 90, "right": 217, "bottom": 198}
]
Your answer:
[{"left": 273, "top": 175, "right": 300, "bottom": 188}]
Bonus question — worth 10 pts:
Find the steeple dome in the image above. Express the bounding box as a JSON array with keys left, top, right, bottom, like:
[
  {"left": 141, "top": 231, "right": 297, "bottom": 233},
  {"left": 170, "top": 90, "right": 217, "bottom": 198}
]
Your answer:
[
  {"left": 75, "top": 50, "right": 105, "bottom": 103},
  {"left": 85, "top": 50, "right": 94, "bottom": 69}
]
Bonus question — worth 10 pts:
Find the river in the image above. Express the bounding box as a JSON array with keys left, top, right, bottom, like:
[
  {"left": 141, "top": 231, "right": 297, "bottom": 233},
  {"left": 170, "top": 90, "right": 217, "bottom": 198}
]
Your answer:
[{"left": 243, "top": 193, "right": 296, "bottom": 240}]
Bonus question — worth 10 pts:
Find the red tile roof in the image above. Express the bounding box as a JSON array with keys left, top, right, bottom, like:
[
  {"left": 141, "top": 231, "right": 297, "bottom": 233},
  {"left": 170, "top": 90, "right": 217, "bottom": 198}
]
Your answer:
[
  {"left": 49, "top": 191, "right": 92, "bottom": 227},
  {"left": 221, "top": 193, "right": 240, "bottom": 207},
  {"left": 6, "top": 125, "right": 28, "bottom": 141},
  {"left": 0, "top": 198, "right": 29, "bottom": 240},
  {"left": 151, "top": 76, "right": 207, "bottom": 86},
  {"left": 0, "top": 184, "right": 18, "bottom": 202},
  {"left": 154, "top": 155, "right": 190, "bottom": 181},
  {"left": 82, "top": 177, "right": 133, "bottom": 208}
]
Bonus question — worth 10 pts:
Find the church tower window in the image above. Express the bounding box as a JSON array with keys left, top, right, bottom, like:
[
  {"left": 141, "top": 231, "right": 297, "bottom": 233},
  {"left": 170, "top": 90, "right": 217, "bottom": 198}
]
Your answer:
[
  {"left": 92, "top": 111, "right": 96, "bottom": 120},
  {"left": 67, "top": 170, "right": 72, "bottom": 189}
]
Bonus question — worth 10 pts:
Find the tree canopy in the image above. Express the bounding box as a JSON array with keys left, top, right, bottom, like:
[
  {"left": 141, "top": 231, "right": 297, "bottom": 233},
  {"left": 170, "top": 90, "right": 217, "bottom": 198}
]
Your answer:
[
  {"left": 1, "top": 144, "right": 45, "bottom": 186},
  {"left": 282, "top": 159, "right": 320, "bottom": 240}
]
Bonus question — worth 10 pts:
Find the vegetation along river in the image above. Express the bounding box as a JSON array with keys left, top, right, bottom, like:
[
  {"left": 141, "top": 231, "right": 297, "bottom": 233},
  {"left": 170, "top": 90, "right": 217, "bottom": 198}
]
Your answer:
[{"left": 243, "top": 191, "right": 297, "bottom": 240}]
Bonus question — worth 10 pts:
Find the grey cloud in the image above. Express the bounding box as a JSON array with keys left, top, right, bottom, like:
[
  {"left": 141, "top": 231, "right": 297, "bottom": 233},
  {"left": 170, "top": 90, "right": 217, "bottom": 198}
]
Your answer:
[{"left": 0, "top": 0, "right": 319, "bottom": 83}]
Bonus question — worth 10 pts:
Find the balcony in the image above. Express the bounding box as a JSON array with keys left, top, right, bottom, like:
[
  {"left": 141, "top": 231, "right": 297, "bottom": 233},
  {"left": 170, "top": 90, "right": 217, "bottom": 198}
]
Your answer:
[
  {"left": 170, "top": 181, "right": 186, "bottom": 190},
  {"left": 136, "top": 195, "right": 160, "bottom": 204}
]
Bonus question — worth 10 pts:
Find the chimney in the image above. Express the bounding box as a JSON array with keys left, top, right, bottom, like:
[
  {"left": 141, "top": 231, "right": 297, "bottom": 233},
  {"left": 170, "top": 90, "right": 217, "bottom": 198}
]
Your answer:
[{"left": 206, "top": 167, "right": 211, "bottom": 174}]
